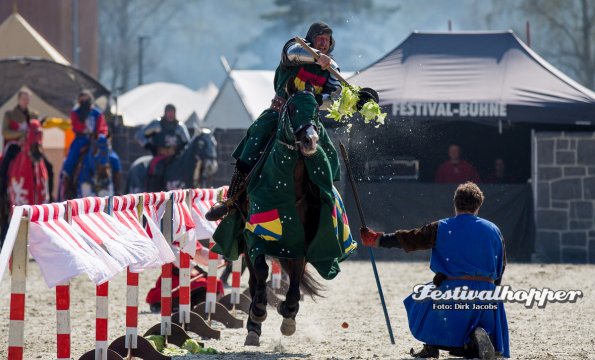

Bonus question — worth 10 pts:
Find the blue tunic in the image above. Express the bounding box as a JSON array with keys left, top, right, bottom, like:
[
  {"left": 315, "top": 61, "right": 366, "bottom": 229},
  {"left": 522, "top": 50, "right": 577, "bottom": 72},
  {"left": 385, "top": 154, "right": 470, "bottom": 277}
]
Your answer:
[{"left": 403, "top": 214, "right": 510, "bottom": 357}]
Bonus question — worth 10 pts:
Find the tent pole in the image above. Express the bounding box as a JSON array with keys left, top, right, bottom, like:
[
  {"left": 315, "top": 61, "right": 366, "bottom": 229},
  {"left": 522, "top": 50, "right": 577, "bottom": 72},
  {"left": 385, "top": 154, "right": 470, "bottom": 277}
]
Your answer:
[{"left": 531, "top": 128, "right": 538, "bottom": 227}]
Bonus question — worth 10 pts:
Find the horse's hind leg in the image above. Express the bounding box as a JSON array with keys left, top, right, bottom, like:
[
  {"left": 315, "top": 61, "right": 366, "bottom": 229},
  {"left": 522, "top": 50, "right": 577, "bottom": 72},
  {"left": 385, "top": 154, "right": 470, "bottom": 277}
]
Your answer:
[
  {"left": 277, "top": 259, "right": 305, "bottom": 336},
  {"left": 244, "top": 254, "right": 268, "bottom": 346}
]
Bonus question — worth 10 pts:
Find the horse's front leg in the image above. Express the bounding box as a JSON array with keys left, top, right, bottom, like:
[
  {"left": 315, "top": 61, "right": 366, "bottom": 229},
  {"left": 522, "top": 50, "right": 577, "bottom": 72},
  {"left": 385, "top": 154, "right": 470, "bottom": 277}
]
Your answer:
[
  {"left": 277, "top": 258, "right": 305, "bottom": 336},
  {"left": 244, "top": 254, "right": 268, "bottom": 346}
]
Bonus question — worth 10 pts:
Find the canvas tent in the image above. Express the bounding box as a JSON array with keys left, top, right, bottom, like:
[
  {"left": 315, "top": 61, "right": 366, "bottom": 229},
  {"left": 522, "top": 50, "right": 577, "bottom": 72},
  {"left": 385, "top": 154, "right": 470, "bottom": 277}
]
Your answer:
[
  {"left": 115, "top": 82, "right": 218, "bottom": 128},
  {"left": 350, "top": 31, "right": 595, "bottom": 126},
  {"left": 0, "top": 13, "right": 110, "bottom": 199},
  {"left": 0, "top": 12, "right": 69, "bottom": 65},
  {"left": 202, "top": 70, "right": 275, "bottom": 130},
  {"left": 341, "top": 31, "right": 595, "bottom": 262}
]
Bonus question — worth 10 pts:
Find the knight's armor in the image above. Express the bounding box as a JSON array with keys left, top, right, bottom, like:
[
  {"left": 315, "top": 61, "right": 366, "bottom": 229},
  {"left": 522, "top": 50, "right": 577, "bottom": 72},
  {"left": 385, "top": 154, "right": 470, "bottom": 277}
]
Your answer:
[{"left": 136, "top": 118, "right": 190, "bottom": 156}]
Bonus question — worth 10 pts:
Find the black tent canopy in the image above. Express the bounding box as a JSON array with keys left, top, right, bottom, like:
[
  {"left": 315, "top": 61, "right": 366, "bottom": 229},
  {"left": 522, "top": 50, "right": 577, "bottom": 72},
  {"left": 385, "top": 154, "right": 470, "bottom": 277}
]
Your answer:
[{"left": 350, "top": 31, "right": 595, "bottom": 125}]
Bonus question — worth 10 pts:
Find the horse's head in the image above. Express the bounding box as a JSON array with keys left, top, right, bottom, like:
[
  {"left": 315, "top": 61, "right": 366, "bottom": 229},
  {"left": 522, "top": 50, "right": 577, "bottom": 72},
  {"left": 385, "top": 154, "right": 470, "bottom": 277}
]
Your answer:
[
  {"left": 284, "top": 91, "right": 320, "bottom": 157},
  {"left": 89, "top": 135, "right": 112, "bottom": 193},
  {"left": 26, "top": 119, "right": 43, "bottom": 161},
  {"left": 192, "top": 128, "right": 219, "bottom": 180}
]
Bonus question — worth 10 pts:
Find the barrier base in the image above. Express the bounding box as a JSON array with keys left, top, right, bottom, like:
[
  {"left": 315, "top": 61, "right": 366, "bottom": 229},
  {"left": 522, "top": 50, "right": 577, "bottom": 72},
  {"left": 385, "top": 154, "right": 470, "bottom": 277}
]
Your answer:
[
  {"left": 219, "top": 293, "right": 251, "bottom": 314},
  {"left": 78, "top": 348, "right": 123, "bottom": 360},
  {"left": 109, "top": 335, "right": 171, "bottom": 360},
  {"left": 172, "top": 311, "right": 221, "bottom": 340},
  {"left": 143, "top": 322, "right": 191, "bottom": 347},
  {"left": 193, "top": 301, "right": 244, "bottom": 329}
]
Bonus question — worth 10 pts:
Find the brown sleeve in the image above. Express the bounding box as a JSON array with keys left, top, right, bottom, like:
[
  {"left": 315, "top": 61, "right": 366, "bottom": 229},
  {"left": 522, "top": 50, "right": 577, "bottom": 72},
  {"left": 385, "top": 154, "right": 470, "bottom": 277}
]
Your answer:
[
  {"left": 378, "top": 221, "right": 438, "bottom": 252},
  {"left": 2, "top": 110, "right": 21, "bottom": 140}
]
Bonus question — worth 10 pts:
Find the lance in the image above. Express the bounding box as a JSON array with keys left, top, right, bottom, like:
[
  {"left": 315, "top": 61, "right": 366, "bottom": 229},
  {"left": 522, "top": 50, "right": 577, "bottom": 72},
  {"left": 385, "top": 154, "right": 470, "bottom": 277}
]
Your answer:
[{"left": 339, "top": 142, "right": 395, "bottom": 345}]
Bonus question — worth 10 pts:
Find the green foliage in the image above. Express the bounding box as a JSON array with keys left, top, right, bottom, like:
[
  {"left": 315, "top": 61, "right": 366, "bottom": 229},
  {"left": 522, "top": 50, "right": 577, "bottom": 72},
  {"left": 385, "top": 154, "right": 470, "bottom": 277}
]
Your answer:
[{"left": 326, "top": 86, "right": 386, "bottom": 127}]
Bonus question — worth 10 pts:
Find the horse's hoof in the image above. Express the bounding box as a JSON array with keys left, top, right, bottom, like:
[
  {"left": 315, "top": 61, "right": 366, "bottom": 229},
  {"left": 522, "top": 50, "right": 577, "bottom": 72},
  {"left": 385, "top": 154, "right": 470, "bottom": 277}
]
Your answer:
[
  {"left": 280, "top": 318, "right": 296, "bottom": 336},
  {"left": 244, "top": 331, "right": 260, "bottom": 346},
  {"left": 249, "top": 305, "right": 267, "bottom": 323}
]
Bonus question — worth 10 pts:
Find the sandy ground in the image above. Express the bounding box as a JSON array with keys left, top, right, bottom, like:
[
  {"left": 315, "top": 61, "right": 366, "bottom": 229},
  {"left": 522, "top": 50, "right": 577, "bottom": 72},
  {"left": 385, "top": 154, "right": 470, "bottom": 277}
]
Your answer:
[{"left": 1, "top": 260, "right": 594, "bottom": 359}]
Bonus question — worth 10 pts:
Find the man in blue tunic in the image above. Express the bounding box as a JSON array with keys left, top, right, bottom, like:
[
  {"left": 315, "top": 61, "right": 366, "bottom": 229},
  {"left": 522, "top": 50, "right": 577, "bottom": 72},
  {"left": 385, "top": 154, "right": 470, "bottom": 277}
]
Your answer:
[{"left": 360, "top": 182, "right": 509, "bottom": 359}]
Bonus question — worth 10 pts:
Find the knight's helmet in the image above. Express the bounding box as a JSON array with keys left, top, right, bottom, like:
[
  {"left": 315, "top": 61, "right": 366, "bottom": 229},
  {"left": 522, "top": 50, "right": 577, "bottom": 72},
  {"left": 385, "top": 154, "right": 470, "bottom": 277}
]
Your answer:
[{"left": 305, "top": 21, "right": 335, "bottom": 54}]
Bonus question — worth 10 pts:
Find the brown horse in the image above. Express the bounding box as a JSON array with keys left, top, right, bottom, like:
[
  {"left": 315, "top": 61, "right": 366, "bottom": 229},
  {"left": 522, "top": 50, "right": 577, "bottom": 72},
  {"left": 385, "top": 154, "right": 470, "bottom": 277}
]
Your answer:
[{"left": 243, "top": 91, "right": 328, "bottom": 346}]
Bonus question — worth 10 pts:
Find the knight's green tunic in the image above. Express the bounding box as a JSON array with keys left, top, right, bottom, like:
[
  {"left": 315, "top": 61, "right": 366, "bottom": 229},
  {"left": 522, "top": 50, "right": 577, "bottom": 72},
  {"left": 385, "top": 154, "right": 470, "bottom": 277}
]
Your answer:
[
  {"left": 213, "top": 93, "right": 356, "bottom": 280},
  {"left": 232, "top": 62, "right": 333, "bottom": 169}
]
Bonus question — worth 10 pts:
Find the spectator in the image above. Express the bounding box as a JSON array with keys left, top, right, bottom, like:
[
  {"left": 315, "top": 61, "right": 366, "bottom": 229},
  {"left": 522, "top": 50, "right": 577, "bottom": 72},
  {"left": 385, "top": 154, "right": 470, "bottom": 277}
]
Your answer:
[
  {"left": 484, "top": 158, "right": 516, "bottom": 184},
  {"left": 435, "top": 144, "right": 480, "bottom": 183}
]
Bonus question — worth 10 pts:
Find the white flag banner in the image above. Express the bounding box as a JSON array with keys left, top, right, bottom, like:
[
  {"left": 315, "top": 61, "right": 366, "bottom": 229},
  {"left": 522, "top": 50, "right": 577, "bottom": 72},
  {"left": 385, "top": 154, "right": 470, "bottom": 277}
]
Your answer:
[
  {"left": 69, "top": 197, "right": 159, "bottom": 271},
  {"left": 141, "top": 192, "right": 176, "bottom": 264},
  {"left": 112, "top": 194, "right": 174, "bottom": 270},
  {"left": 191, "top": 187, "right": 227, "bottom": 240},
  {"left": 171, "top": 190, "right": 197, "bottom": 256},
  {"left": 28, "top": 203, "right": 121, "bottom": 287}
]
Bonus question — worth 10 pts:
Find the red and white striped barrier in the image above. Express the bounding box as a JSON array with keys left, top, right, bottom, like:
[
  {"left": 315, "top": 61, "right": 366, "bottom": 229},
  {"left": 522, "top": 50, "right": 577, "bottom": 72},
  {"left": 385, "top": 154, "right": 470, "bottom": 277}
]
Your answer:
[
  {"left": 271, "top": 259, "right": 282, "bottom": 290},
  {"left": 0, "top": 187, "right": 243, "bottom": 358},
  {"left": 55, "top": 282, "right": 70, "bottom": 360},
  {"left": 206, "top": 238, "right": 220, "bottom": 315},
  {"left": 142, "top": 192, "right": 173, "bottom": 336},
  {"left": 6, "top": 207, "right": 27, "bottom": 360},
  {"left": 230, "top": 256, "right": 243, "bottom": 306}
]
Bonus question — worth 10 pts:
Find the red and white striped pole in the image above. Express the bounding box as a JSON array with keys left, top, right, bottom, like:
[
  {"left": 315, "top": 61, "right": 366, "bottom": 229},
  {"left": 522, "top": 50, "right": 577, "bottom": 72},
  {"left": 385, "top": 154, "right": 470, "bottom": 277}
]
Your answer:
[
  {"left": 230, "top": 255, "right": 243, "bottom": 313},
  {"left": 95, "top": 196, "right": 111, "bottom": 360},
  {"left": 205, "top": 238, "right": 219, "bottom": 320},
  {"left": 125, "top": 270, "right": 139, "bottom": 349},
  {"left": 7, "top": 210, "right": 28, "bottom": 360},
  {"left": 124, "top": 195, "right": 142, "bottom": 351},
  {"left": 55, "top": 284, "right": 70, "bottom": 359},
  {"left": 160, "top": 193, "right": 173, "bottom": 337},
  {"left": 96, "top": 282, "right": 109, "bottom": 360},
  {"left": 56, "top": 202, "right": 71, "bottom": 360},
  {"left": 178, "top": 190, "right": 192, "bottom": 326},
  {"left": 271, "top": 259, "right": 282, "bottom": 290}
]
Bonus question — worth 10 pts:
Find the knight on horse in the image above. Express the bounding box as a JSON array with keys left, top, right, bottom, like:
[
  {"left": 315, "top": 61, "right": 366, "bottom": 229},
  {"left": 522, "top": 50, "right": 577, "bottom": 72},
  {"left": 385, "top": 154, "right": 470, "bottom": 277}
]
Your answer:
[
  {"left": 134, "top": 103, "right": 191, "bottom": 191},
  {"left": 208, "top": 21, "right": 374, "bottom": 347},
  {"left": 0, "top": 90, "right": 53, "bottom": 245},
  {"left": 61, "top": 90, "right": 110, "bottom": 195}
]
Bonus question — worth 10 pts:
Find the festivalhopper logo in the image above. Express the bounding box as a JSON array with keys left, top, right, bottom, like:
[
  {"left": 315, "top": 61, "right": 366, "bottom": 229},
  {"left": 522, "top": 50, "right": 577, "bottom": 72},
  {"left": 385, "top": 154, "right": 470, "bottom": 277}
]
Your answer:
[{"left": 411, "top": 284, "right": 583, "bottom": 308}]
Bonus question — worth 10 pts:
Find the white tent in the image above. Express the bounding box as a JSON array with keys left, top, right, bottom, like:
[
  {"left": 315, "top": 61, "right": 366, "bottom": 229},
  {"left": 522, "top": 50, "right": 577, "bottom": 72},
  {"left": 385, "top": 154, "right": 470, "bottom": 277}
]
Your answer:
[
  {"left": 202, "top": 70, "right": 275, "bottom": 130},
  {"left": 0, "top": 12, "right": 70, "bottom": 65},
  {"left": 202, "top": 69, "right": 354, "bottom": 130},
  {"left": 115, "top": 82, "right": 218, "bottom": 127}
]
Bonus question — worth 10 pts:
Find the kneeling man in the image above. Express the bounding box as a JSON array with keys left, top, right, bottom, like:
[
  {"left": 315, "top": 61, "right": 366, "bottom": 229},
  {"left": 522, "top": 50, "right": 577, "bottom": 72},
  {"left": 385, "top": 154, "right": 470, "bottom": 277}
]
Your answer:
[{"left": 361, "top": 182, "right": 509, "bottom": 359}]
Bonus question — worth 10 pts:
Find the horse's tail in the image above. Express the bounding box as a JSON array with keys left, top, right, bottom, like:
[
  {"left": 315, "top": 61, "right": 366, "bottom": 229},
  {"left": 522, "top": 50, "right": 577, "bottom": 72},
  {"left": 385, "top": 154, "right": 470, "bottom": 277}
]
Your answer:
[{"left": 280, "top": 259, "right": 325, "bottom": 299}]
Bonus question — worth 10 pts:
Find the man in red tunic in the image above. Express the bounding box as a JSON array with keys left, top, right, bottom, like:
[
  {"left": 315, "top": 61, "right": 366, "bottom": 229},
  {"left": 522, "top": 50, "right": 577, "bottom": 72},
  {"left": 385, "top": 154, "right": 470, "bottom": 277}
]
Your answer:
[{"left": 435, "top": 144, "right": 480, "bottom": 183}]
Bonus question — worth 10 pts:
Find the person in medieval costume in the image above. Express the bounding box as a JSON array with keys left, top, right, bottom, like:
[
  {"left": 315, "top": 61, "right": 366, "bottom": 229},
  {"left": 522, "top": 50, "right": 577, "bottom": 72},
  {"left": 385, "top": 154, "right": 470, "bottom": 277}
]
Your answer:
[
  {"left": 360, "top": 182, "right": 510, "bottom": 359},
  {"left": 61, "top": 90, "right": 109, "bottom": 193},
  {"left": 0, "top": 90, "right": 53, "bottom": 246},
  {"left": 206, "top": 21, "right": 376, "bottom": 221},
  {"left": 135, "top": 104, "right": 191, "bottom": 191}
]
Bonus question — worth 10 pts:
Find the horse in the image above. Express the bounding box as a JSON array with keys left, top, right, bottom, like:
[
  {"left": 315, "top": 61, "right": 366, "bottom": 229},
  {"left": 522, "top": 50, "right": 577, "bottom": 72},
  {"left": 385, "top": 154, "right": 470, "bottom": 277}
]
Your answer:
[
  {"left": 0, "top": 120, "right": 50, "bottom": 246},
  {"left": 58, "top": 135, "right": 121, "bottom": 200},
  {"left": 126, "top": 128, "right": 218, "bottom": 193},
  {"left": 230, "top": 90, "right": 356, "bottom": 346}
]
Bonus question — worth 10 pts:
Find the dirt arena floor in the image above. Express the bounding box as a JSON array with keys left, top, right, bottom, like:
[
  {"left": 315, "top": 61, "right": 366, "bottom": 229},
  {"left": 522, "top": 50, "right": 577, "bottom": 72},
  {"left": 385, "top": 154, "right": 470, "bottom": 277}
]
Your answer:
[{"left": 1, "top": 260, "right": 594, "bottom": 359}]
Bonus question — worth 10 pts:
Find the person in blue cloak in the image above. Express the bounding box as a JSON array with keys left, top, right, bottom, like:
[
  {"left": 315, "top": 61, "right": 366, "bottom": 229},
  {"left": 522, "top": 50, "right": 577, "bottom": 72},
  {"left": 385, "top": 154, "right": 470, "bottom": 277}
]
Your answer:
[{"left": 360, "top": 182, "right": 509, "bottom": 359}]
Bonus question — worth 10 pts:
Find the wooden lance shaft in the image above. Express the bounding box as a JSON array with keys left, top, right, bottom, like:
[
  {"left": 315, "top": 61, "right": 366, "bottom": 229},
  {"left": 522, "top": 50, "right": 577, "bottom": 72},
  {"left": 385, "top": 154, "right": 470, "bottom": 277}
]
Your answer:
[
  {"left": 339, "top": 142, "right": 396, "bottom": 345},
  {"left": 293, "top": 36, "right": 350, "bottom": 86}
]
